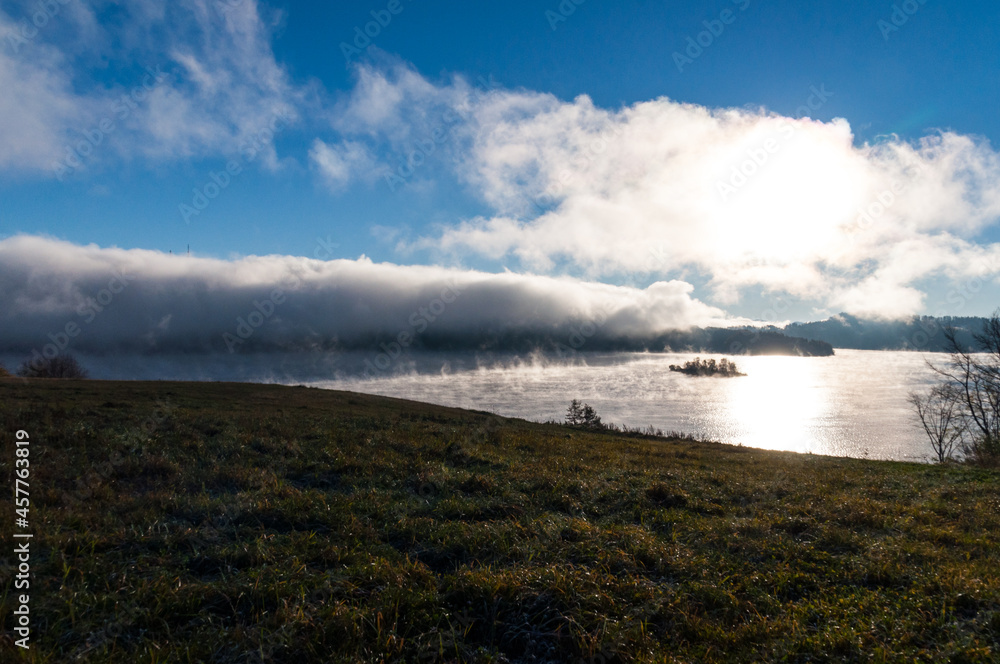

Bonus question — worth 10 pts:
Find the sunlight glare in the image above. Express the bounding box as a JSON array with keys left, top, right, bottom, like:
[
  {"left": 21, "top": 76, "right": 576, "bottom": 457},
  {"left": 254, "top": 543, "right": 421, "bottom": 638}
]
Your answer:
[{"left": 718, "top": 356, "right": 829, "bottom": 453}]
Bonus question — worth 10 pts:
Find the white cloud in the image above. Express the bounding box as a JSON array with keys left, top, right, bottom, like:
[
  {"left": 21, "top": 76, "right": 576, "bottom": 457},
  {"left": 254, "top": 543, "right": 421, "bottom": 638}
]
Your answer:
[
  {"left": 323, "top": 65, "right": 1000, "bottom": 319},
  {"left": 0, "top": 9, "right": 100, "bottom": 172},
  {"left": 331, "top": 59, "right": 476, "bottom": 141},
  {"left": 134, "top": 0, "right": 303, "bottom": 165},
  {"left": 310, "top": 139, "right": 384, "bottom": 189},
  {"left": 317, "top": 58, "right": 504, "bottom": 187},
  {"left": 0, "top": 0, "right": 304, "bottom": 175}
]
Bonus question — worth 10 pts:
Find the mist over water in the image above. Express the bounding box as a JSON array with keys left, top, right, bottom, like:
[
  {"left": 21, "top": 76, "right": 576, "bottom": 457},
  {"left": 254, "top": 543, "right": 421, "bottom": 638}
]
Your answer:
[
  {"left": 328, "top": 350, "right": 940, "bottom": 462},
  {"left": 6, "top": 348, "right": 941, "bottom": 462}
]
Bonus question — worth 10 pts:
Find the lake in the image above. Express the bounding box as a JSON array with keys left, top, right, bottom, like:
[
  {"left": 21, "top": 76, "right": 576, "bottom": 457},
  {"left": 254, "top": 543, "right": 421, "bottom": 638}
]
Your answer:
[
  {"left": 323, "top": 349, "right": 942, "bottom": 462},
  {"left": 2, "top": 348, "right": 943, "bottom": 462}
]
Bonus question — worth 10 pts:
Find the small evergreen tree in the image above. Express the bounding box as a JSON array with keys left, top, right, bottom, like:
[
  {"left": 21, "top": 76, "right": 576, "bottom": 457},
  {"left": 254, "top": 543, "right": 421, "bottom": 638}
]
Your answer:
[
  {"left": 581, "top": 404, "right": 603, "bottom": 429},
  {"left": 566, "top": 399, "right": 584, "bottom": 426}
]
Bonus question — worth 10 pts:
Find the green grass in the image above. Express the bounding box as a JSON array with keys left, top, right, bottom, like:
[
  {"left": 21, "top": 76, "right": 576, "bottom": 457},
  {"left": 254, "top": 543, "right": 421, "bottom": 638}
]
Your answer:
[{"left": 1, "top": 377, "right": 999, "bottom": 663}]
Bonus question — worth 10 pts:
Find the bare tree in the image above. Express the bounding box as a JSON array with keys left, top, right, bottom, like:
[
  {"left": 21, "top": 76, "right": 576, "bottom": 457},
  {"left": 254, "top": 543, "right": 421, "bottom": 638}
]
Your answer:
[
  {"left": 924, "top": 314, "right": 1000, "bottom": 465},
  {"left": 909, "top": 385, "right": 965, "bottom": 463}
]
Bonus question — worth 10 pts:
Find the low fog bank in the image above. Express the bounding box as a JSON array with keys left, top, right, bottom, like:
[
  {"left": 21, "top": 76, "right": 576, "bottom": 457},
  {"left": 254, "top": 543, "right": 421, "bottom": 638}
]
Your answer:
[
  {"left": 0, "top": 349, "right": 642, "bottom": 384},
  {"left": 0, "top": 236, "right": 739, "bottom": 359}
]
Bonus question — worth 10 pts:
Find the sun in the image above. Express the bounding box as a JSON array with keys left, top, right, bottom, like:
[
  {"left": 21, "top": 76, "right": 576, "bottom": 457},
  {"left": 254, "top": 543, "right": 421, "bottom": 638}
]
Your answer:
[{"left": 709, "top": 120, "right": 870, "bottom": 266}]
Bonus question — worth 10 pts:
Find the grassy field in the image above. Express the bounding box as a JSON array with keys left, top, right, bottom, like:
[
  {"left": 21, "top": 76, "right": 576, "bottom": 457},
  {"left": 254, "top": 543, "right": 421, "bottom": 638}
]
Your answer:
[{"left": 1, "top": 377, "right": 999, "bottom": 663}]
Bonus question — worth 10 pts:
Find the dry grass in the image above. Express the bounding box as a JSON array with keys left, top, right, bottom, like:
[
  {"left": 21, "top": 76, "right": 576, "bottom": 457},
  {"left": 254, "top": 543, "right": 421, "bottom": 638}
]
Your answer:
[{"left": 1, "top": 377, "right": 999, "bottom": 662}]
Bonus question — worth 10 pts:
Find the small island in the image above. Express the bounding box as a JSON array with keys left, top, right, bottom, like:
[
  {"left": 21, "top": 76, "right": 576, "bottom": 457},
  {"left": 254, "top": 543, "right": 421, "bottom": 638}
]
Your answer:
[{"left": 669, "top": 357, "right": 746, "bottom": 377}]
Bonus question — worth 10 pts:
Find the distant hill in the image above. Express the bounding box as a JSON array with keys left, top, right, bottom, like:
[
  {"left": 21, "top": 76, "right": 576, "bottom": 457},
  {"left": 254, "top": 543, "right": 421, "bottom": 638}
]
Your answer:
[
  {"left": 781, "top": 313, "right": 985, "bottom": 352},
  {"left": 657, "top": 327, "right": 834, "bottom": 356},
  {"left": 366, "top": 326, "right": 835, "bottom": 357}
]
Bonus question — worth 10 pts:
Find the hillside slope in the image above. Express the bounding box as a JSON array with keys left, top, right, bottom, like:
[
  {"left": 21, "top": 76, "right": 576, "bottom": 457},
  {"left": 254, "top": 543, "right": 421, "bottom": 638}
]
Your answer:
[{"left": 1, "top": 378, "right": 998, "bottom": 662}]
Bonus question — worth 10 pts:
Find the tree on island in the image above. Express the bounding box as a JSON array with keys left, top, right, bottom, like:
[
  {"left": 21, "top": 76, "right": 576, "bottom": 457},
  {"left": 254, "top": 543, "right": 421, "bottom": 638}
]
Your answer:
[{"left": 669, "top": 357, "right": 745, "bottom": 377}]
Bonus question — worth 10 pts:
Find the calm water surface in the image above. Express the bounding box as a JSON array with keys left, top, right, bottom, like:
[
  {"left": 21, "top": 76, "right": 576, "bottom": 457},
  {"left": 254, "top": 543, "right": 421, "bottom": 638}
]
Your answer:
[{"left": 324, "top": 350, "right": 940, "bottom": 462}]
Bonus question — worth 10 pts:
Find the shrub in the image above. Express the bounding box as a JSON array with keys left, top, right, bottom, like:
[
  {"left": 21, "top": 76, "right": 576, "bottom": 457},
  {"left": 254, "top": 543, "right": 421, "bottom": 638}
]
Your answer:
[
  {"left": 17, "top": 354, "right": 89, "bottom": 379},
  {"left": 0, "top": 364, "right": 9, "bottom": 377}
]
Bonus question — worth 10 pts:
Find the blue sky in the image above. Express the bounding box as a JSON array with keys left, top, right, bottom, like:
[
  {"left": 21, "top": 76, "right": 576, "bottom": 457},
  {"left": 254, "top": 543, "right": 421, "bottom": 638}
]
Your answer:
[{"left": 3, "top": 0, "right": 1000, "bottom": 325}]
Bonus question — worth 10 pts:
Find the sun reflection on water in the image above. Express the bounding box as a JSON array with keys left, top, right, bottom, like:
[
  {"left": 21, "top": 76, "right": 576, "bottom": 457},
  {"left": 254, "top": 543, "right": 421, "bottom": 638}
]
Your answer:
[{"left": 714, "top": 356, "right": 829, "bottom": 454}]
